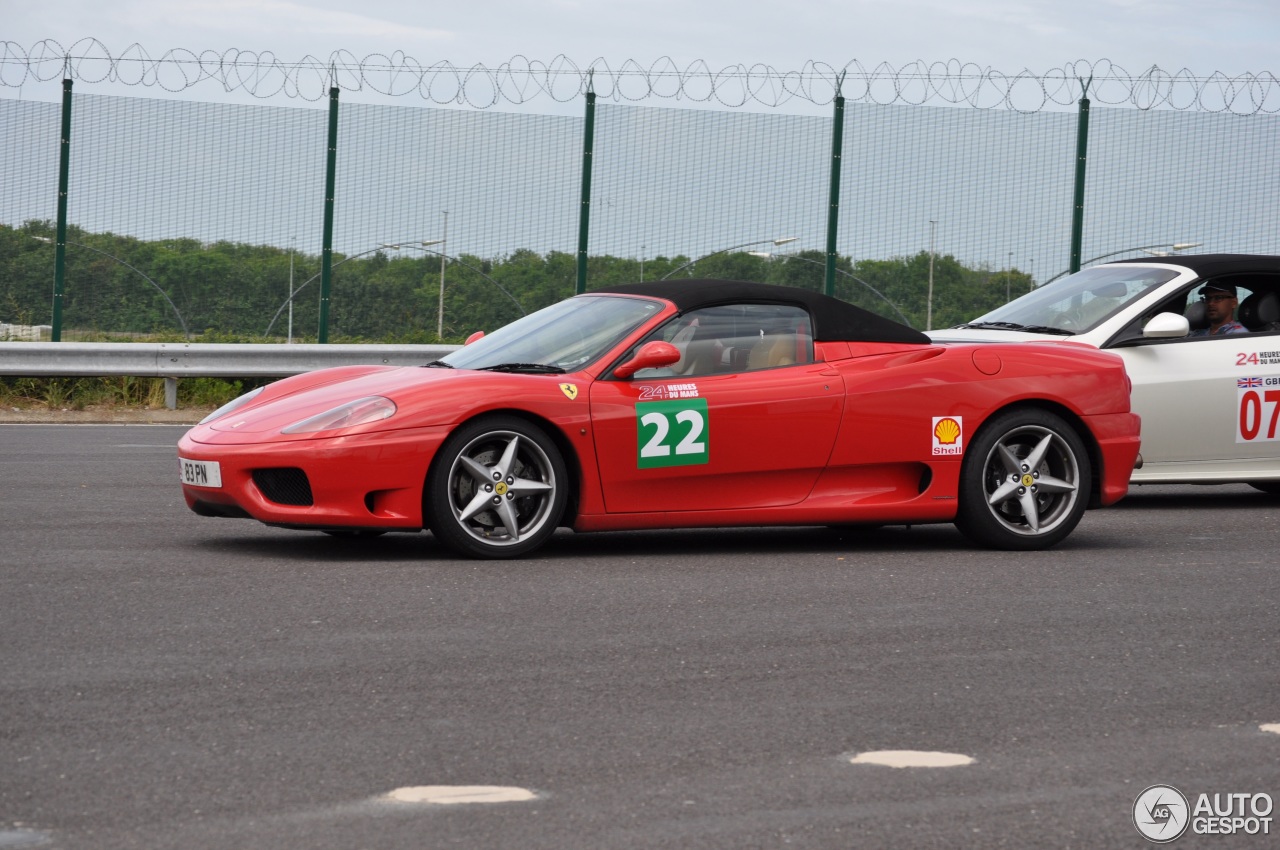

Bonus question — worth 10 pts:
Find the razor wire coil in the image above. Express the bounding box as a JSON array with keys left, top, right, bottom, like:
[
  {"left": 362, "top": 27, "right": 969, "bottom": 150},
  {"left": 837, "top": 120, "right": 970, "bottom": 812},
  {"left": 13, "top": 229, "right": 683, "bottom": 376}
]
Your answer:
[{"left": 2, "top": 39, "right": 1279, "bottom": 114}]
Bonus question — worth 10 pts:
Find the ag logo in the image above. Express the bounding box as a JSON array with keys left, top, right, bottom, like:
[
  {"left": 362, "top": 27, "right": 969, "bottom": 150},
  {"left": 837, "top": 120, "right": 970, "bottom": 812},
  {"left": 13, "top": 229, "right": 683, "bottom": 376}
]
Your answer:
[
  {"left": 1133, "top": 784, "right": 1190, "bottom": 843},
  {"left": 559, "top": 383, "right": 579, "bottom": 400}
]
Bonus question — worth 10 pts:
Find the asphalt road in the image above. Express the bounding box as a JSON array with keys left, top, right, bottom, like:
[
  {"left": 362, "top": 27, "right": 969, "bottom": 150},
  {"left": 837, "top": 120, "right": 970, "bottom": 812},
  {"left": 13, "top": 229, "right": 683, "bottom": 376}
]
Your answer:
[{"left": 1, "top": 425, "right": 1277, "bottom": 849}]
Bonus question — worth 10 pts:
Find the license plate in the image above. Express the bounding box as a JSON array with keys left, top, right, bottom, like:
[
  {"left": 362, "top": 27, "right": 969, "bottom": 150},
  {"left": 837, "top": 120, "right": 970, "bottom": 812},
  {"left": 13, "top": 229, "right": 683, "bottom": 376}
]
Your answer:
[{"left": 179, "top": 457, "right": 222, "bottom": 488}]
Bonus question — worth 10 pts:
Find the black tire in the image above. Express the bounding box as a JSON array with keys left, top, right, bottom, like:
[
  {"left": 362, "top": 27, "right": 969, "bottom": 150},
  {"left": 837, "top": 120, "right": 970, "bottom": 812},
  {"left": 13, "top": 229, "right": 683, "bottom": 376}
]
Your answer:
[
  {"left": 425, "top": 416, "right": 568, "bottom": 559},
  {"left": 1248, "top": 482, "right": 1280, "bottom": 496},
  {"left": 954, "top": 409, "right": 1091, "bottom": 550}
]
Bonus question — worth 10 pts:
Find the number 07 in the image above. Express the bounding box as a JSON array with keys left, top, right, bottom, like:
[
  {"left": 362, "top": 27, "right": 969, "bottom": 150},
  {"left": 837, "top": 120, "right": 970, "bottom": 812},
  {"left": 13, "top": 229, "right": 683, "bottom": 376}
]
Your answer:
[{"left": 1238, "top": 389, "right": 1280, "bottom": 441}]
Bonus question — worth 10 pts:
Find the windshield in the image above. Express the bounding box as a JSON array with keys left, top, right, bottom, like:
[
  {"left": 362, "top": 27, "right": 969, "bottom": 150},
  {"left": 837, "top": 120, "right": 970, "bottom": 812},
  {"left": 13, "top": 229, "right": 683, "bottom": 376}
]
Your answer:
[
  {"left": 441, "top": 294, "right": 665, "bottom": 372},
  {"left": 959, "top": 266, "right": 1179, "bottom": 334}
]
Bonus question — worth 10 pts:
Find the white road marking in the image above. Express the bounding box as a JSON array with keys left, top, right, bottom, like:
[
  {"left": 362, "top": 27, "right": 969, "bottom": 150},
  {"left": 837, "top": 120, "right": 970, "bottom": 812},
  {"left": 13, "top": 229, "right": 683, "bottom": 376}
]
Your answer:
[
  {"left": 1261, "top": 724, "right": 1280, "bottom": 735},
  {"left": 848, "top": 750, "right": 975, "bottom": 768},
  {"left": 385, "top": 785, "right": 537, "bottom": 804}
]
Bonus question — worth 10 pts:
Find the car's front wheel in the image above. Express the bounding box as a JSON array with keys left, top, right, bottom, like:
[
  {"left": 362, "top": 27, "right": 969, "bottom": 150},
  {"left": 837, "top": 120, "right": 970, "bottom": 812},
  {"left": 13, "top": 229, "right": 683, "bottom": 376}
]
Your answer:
[
  {"left": 425, "top": 416, "right": 568, "bottom": 559},
  {"left": 955, "top": 409, "right": 1091, "bottom": 550}
]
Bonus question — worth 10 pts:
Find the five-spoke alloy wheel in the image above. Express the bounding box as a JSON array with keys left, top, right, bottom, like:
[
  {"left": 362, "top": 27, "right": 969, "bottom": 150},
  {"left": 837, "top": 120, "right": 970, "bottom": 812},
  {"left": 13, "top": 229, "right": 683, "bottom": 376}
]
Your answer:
[
  {"left": 426, "top": 416, "right": 568, "bottom": 559},
  {"left": 955, "top": 409, "right": 1091, "bottom": 550}
]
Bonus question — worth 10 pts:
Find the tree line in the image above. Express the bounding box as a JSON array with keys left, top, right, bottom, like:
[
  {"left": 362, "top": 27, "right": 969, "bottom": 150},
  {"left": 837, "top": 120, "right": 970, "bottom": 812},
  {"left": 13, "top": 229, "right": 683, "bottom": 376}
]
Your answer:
[{"left": 0, "top": 221, "right": 1031, "bottom": 342}]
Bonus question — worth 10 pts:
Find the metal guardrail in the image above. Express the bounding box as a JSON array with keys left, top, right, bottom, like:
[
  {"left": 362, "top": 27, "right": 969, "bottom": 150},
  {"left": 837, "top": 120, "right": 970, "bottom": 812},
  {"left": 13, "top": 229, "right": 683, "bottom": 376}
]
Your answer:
[{"left": 0, "top": 342, "right": 461, "bottom": 409}]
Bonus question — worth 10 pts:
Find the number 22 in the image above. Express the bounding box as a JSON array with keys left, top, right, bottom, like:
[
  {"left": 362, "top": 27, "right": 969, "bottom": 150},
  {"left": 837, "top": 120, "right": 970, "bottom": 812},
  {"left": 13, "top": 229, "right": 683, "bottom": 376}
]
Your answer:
[{"left": 639, "top": 409, "right": 706, "bottom": 457}]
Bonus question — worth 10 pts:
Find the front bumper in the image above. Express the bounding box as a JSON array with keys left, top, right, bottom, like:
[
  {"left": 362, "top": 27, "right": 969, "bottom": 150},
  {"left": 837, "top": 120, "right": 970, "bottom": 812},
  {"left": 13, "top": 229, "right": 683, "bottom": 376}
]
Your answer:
[{"left": 177, "top": 424, "right": 450, "bottom": 529}]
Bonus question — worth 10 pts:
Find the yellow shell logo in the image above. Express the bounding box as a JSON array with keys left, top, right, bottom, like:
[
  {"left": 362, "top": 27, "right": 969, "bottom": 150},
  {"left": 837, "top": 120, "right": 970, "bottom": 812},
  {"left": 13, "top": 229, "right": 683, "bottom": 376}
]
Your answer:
[
  {"left": 934, "top": 417, "right": 961, "bottom": 445},
  {"left": 559, "top": 383, "right": 579, "bottom": 400}
]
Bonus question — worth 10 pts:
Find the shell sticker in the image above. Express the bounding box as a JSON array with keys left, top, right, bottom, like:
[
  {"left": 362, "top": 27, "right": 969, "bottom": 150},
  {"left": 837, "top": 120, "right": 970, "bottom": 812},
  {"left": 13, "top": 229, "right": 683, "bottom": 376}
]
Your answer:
[
  {"left": 559, "top": 383, "right": 579, "bottom": 400},
  {"left": 932, "top": 416, "right": 963, "bottom": 456}
]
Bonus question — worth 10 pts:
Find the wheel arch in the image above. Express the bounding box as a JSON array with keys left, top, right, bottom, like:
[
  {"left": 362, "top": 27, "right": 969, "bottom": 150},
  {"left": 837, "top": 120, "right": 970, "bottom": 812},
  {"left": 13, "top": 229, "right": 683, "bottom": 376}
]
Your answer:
[
  {"left": 424, "top": 407, "right": 584, "bottom": 524},
  {"left": 973, "top": 399, "right": 1105, "bottom": 509}
]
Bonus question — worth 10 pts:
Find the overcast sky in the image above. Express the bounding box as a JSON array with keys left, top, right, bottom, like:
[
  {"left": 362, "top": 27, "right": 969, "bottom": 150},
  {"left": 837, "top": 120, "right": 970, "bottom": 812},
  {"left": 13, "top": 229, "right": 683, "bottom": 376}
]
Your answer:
[{"left": 3, "top": 0, "right": 1279, "bottom": 113}]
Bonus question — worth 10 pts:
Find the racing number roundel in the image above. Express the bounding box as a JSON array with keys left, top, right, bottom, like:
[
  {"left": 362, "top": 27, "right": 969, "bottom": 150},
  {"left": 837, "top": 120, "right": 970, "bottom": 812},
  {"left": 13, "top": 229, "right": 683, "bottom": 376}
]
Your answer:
[{"left": 637, "top": 399, "right": 709, "bottom": 468}]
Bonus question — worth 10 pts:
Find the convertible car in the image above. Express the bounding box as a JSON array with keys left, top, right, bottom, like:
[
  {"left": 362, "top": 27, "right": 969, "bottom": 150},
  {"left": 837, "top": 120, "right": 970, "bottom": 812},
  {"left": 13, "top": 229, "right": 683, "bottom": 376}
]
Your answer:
[
  {"left": 178, "top": 280, "right": 1140, "bottom": 558},
  {"left": 927, "top": 254, "right": 1280, "bottom": 494}
]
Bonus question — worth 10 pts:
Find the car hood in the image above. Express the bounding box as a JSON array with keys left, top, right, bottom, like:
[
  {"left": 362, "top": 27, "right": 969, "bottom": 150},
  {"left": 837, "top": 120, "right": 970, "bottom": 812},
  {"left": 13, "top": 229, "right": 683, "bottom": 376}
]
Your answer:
[
  {"left": 187, "top": 364, "right": 583, "bottom": 444},
  {"left": 926, "top": 328, "right": 1088, "bottom": 345}
]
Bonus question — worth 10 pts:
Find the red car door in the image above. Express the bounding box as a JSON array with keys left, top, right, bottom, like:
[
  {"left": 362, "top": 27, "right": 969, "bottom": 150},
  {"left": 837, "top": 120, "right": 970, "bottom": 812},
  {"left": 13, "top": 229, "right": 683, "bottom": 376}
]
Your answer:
[{"left": 588, "top": 362, "right": 844, "bottom": 514}]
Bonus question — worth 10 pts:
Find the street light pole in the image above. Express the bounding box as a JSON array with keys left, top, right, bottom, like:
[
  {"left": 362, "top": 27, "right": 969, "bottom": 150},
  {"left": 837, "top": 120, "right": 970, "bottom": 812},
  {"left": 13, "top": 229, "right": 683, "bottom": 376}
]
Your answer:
[
  {"left": 33, "top": 236, "right": 190, "bottom": 338},
  {"left": 381, "top": 241, "right": 525, "bottom": 317},
  {"left": 659, "top": 236, "right": 798, "bottom": 281},
  {"left": 756, "top": 253, "right": 913, "bottom": 326},
  {"left": 265, "top": 245, "right": 396, "bottom": 338},
  {"left": 287, "top": 236, "right": 295, "bottom": 344},
  {"left": 927, "top": 220, "right": 937, "bottom": 331},
  {"left": 437, "top": 211, "right": 448, "bottom": 339},
  {"left": 1042, "top": 241, "right": 1202, "bottom": 286}
]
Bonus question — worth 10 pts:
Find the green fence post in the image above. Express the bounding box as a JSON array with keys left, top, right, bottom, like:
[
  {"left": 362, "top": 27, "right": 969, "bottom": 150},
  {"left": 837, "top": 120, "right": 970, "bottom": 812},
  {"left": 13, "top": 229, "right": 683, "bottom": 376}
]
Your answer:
[
  {"left": 824, "top": 73, "right": 846, "bottom": 297},
  {"left": 52, "top": 77, "right": 73, "bottom": 341},
  {"left": 575, "top": 75, "right": 596, "bottom": 295},
  {"left": 1068, "top": 76, "right": 1092, "bottom": 276},
  {"left": 318, "top": 84, "right": 339, "bottom": 343}
]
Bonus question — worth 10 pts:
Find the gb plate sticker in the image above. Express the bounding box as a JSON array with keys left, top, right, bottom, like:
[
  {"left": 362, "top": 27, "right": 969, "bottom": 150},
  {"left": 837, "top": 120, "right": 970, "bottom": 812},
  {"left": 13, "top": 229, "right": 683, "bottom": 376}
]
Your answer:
[{"left": 637, "top": 399, "right": 709, "bottom": 468}]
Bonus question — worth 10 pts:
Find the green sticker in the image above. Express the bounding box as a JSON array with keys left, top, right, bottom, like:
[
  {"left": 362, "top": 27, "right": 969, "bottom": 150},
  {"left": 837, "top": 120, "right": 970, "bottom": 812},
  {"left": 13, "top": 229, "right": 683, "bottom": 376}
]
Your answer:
[{"left": 636, "top": 398, "right": 709, "bottom": 468}]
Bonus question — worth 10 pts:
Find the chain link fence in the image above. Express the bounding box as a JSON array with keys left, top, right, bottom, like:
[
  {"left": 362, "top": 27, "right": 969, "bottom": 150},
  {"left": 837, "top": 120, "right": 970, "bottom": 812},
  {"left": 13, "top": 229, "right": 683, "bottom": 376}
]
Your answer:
[{"left": 2, "top": 62, "right": 1277, "bottom": 340}]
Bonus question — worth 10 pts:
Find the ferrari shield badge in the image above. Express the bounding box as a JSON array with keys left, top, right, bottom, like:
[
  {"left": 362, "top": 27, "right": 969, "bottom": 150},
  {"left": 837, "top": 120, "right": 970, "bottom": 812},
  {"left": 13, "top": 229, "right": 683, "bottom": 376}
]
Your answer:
[{"left": 559, "top": 383, "right": 579, "bottom": 400}]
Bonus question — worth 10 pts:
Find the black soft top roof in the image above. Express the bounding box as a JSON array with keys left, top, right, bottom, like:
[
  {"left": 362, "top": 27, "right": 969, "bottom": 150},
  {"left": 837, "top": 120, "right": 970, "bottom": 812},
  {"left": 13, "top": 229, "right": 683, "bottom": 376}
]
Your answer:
[
  {"left": 1111, "top": 254, "right": 1280, "bottom": 277},
  {"left": 592, "top": 279, "right": 930, "bottom": 345}
]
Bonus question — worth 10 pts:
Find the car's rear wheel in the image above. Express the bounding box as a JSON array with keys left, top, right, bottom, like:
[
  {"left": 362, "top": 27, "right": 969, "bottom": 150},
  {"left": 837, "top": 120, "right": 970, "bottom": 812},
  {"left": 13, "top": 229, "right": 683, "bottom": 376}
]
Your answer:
[
  {"left": 1248, "top": 482, "right": 1280, "bottom": 496},
  {"left": 955, "top": 409, "right": 1091, "bottom": 550},
  {"left": 426, "top": 416, "right": 568, "bottom": 559}
]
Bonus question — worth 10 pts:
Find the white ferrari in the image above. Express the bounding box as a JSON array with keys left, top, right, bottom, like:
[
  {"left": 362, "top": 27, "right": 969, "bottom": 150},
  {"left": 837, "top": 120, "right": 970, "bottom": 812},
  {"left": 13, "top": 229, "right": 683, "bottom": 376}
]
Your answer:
[{"left": 928, "top": 254, "right": 1280, "bottom": 494}]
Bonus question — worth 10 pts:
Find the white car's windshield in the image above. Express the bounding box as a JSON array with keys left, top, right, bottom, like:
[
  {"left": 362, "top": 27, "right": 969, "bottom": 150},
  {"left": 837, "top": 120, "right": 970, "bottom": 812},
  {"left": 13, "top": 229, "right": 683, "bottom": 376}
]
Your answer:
[
  {"left": 957, "top": 266, "right": 1180, "bottom": 334},
  {"left": 439, "top": 294, "right": 664, "bottom": 372}
]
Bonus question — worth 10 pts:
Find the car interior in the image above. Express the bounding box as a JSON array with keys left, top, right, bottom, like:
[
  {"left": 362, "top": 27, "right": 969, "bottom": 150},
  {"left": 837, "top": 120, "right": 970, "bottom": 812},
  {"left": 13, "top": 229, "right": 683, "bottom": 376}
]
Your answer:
[
  {"left": 635, "top": 304, "right": 815, "bottom": 378},
  {"left": 1117, "top": 272, "right": 1280, "bottom": 344}
]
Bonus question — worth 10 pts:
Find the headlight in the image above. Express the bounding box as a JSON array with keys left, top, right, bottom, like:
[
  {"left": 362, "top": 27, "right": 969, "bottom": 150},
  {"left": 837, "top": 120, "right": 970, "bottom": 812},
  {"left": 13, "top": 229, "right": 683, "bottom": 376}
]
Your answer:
[
  {"left": 281, "top": 396, "right": 397, "bottom": 434},
  {"left": 199, "top": 386, "right": 266, "bottom": 425}
]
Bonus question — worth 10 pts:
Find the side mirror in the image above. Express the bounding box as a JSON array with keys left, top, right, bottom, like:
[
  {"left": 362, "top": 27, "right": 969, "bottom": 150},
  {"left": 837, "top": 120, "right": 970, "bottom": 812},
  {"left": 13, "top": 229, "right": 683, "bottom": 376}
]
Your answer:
[
  {"left": 1142, "top": 312, "right": 1191, "bottom": 339},
  {"left": 613, "top": 341, "right": 680, "bottom": 379},
  {"left": 464, "top": 330, "right": 485, "bottom": 346}
]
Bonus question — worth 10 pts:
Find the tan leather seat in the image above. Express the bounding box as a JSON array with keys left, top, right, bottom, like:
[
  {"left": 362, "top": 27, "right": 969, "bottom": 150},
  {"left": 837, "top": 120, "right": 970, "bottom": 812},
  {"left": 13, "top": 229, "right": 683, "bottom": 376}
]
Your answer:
[
  {"left": 748, "top": 334, "right": 795, "bottom": 369},
  {"left": 668, "top": 322, "right": 699, "bottom": 374}
]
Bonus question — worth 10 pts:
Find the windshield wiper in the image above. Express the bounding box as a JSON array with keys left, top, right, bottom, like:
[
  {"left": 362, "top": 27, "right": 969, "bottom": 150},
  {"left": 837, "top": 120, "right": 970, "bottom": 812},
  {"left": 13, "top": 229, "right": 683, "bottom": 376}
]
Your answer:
[
  {"left": 954, "top": 320, "right": 1074, "bottom": 336},
  {"left": 1016, "top": 324, "right": 1075, "bottom": 336},
  {"left": 477, "top": 363, "right": 567, "bottom": 374},
  {"left": 424, "top": 360, "right": 454, "bottom": 368},
  {"left": 954, "top": 320, "right": 1030, "bottom": 330}
]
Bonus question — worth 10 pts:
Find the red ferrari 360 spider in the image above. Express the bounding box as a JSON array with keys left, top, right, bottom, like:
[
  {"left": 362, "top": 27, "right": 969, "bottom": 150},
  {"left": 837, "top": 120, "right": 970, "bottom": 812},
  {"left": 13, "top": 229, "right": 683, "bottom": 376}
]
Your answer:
[{"left": 178, "top": 280, "right": 1140, "bottom": 557}]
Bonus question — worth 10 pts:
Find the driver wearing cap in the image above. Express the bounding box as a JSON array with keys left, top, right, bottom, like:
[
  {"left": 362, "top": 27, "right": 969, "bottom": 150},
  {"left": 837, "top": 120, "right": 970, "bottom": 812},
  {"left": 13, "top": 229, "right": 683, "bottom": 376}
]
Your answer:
[{"left": 1190, "top": 282, "right": 1248, "bottom": 336}]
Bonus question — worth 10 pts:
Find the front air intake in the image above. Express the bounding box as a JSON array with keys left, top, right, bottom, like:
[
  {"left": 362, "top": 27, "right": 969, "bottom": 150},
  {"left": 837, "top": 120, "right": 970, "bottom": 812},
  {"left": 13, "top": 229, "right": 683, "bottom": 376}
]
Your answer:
[{"left": 252, "top": 468, "right": 314, "bottom": 506}]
